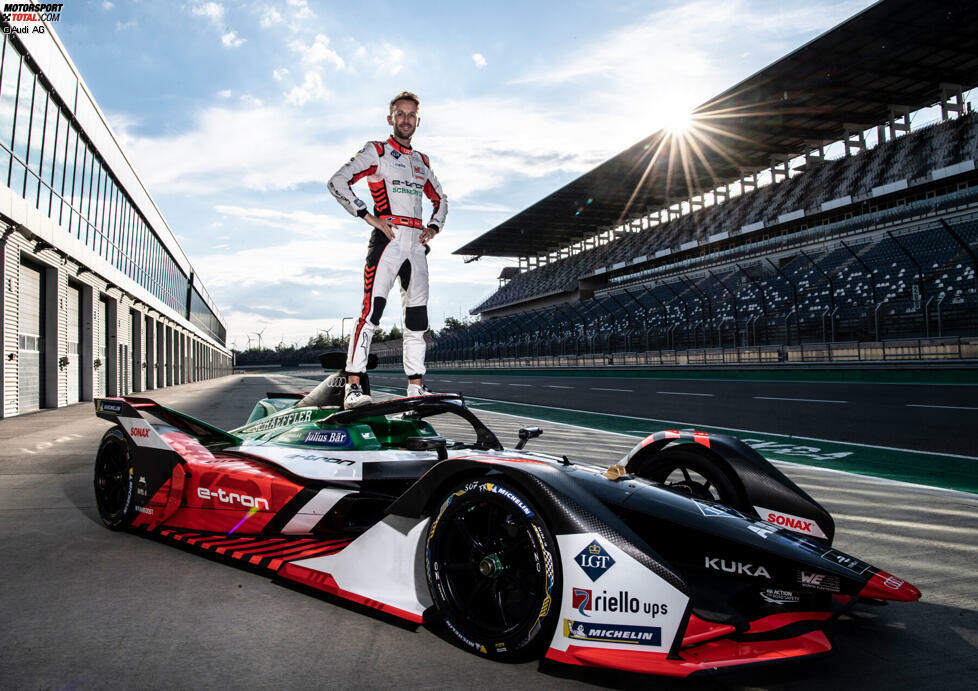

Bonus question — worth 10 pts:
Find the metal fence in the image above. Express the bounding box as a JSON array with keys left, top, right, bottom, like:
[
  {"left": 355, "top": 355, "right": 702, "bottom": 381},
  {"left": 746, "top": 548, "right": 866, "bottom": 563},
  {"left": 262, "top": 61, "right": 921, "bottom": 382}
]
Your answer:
[{"left": 371, "top": 335, "right": 976, "bottom": 369}]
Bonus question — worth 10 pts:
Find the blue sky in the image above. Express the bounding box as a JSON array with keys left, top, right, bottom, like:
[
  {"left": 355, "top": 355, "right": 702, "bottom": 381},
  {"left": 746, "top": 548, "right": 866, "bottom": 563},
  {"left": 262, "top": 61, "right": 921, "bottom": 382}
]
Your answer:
[{"left": 54, "top": 0, "right": 877, "bottom": 350}]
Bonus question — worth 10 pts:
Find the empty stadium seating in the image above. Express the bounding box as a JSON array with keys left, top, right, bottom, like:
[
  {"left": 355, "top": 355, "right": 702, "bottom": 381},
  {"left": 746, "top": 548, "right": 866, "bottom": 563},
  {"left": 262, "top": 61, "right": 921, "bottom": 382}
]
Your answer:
[{"left": 472, "top": 113, "right": 978, "bottom": 315}]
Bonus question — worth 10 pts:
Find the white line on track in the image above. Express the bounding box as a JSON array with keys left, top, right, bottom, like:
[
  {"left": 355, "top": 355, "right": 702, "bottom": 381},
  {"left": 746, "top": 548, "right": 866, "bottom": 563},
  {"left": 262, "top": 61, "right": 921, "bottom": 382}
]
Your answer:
[
  {"left": 591, "top": 387, "right": 633, "bottom": 392},
  {"left": 754, "top": 396, "right": 847, "bottom": 404},
  {"left": 545, "top": 385, "right": 574, "bottom": 389},
  {"left": 362, "top": 387, "right": 978, "bottom": 492},
  {"left": 480, "top": 382, "right": 501, "bottom": 385},
  {"left": 361, "top": 382, "right": 978, "bottom": 461},
  {"left": 906, "top": 403, "right": 978, "bottom": 411},
  {"left": 458, "top": 381, "right": 472, "bottom": 383},
  {"left": 508, "top": 384, "right": 532, "bottom": 387},
  {"left": 656, "top": 391, "right": 714, "bottom": 397}
]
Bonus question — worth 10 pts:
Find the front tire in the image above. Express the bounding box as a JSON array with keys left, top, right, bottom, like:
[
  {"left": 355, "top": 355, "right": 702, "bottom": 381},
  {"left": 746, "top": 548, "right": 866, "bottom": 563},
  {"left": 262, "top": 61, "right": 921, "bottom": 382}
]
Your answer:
[
  {"left": 425, "top": 479, "right": 560, "bottom": 660},
  {"left": 93, "top": 428, "right": 135, "bottom": 530}
]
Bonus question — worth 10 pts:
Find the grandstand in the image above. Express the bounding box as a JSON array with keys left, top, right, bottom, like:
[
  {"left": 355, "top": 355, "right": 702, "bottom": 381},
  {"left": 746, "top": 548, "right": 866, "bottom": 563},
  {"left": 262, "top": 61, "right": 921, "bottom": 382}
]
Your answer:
[{"left": 396, "top": 0, "right": 978, "bottom": 370}]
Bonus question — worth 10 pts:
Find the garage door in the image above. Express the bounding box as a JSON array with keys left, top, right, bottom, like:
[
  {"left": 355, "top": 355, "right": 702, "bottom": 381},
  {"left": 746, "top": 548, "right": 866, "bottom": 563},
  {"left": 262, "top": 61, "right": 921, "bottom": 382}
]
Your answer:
[
  {"left": 18, "top": 262, "right": 44, "bottom": 412},
  {"left": 66, "top": 284, "right": 80, "bottom": 404},
  {"left": 96, "top": 297, "right": 108, "bottom": 398}
]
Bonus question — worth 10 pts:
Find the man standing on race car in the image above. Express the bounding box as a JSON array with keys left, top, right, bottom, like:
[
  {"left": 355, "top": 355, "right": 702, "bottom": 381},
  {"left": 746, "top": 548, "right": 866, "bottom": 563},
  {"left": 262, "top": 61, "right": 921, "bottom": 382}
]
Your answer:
[{"left": 328, "top": 91, "right": 448, "bottom": 408}]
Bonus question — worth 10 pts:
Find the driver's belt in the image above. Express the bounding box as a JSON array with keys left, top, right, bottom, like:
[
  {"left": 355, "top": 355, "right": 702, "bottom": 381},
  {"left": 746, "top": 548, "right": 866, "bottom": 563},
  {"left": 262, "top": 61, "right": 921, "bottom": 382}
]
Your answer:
[{"left": 380, "top": 215, "right": 423, "bottom": 229}]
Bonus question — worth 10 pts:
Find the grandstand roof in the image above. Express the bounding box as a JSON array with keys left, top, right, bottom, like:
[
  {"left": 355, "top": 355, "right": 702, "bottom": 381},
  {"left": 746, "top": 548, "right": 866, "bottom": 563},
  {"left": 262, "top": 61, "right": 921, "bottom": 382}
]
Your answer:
[{"left": 455, "top": 0, "right": 978, "bottom": 259}]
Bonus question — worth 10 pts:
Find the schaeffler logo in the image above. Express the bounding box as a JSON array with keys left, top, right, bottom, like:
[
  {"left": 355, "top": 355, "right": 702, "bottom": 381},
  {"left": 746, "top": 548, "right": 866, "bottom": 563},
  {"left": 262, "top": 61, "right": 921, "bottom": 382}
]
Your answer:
[
  {"left": 197, "top": 486, "right": 270, "bottom": 511},
  {"left": 2, "top": 3, "right": 63, "bottom": 27}
]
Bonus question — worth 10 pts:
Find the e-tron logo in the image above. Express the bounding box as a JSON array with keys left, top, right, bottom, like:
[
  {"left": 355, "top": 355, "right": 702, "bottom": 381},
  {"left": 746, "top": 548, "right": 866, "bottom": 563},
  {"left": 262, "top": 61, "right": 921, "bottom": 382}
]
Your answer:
[{"left": 197, "top": 487, "right": 269, "bottom": 511}]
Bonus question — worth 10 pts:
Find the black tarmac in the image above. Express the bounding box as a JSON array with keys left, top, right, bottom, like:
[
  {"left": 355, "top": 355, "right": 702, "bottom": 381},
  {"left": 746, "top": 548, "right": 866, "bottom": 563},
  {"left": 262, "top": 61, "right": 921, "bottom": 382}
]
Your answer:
[{"left": 1, "top": 373, "right": 976, "bottom": 690}]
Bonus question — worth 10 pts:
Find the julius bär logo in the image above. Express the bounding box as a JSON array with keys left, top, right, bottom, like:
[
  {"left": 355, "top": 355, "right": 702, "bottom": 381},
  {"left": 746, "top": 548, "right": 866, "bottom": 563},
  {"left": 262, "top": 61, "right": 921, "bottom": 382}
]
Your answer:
[
  {"left": 1, "top": 3, "right": 63, "bottom": 31},
  {"left": 575, "top": 540, "right": 615, "bottom": 582}
]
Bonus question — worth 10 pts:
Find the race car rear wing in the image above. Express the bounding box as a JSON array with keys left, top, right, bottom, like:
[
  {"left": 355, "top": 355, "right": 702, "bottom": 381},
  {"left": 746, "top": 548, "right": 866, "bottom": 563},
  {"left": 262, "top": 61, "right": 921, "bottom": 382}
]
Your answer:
[{"left": 95, "top": 396, "right": 242, "bottom": 448}]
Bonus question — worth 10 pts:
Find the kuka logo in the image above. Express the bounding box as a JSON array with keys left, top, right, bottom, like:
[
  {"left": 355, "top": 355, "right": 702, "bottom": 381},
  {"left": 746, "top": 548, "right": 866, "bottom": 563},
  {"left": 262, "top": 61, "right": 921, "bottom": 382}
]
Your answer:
[{"left": 704, "top": 556, "right": 771, "bottom": 579}]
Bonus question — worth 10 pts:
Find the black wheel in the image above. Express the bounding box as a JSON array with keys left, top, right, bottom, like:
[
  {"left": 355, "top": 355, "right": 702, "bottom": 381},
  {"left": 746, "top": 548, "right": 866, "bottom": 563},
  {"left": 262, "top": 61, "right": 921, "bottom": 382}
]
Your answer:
[
  {"left": 631, "top": 444, "right": 743, "bottom": 508},
  {"left": 425, "top": 479, "right": 560, "bottom": 660},
  {"left": 93, "top": 428, "right": 135, "bottom": 530}
]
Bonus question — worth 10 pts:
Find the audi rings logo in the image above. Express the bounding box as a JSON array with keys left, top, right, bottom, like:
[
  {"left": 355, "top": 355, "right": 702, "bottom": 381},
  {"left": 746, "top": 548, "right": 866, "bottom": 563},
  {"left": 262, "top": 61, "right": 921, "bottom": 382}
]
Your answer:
[{"left": 325, "top": 374, "right": 347, "bottom": 388}]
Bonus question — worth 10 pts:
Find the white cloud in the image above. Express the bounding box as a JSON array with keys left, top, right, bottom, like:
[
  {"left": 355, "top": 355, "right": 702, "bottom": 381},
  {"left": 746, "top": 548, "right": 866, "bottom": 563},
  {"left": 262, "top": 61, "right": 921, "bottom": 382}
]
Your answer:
[
  {"left": 273, "top": 67, "right": 289, "bottom": 81},
  {"left": 471, "top": 53, "right": 487, "bottom": 69},
  {"left": 214, "top": 205, "right": 347, "bottom": 237},
  {"left": 286, "top": 0, "right": 314, "bottom": 20},
  {"left": 239, "top": 94, "right": 263, "bottom": 107},
  {"left": 259, "top": 8, "right": 283, "bottom": 28},
  {"left": 285, "top": 71, "right": 331, "bottom": 106},
  {"left": 189, "top": 1, "right": 224, "bottom": 27},
  {"left": 289, "top": 34, "right": 344, "bottom": 70},
  {"left": 217, "top": 88, "right": 232, "bottom": 98},
  {"left": 346, "top": 40, "right": 405, "bottom": 77},
  {"left": 110, "top": 104, "right": 360, "bottom": 195},
  {"left": 102, "top": 1, "right": 115, "bottom": 9},
  {"left": 221, "top": 30, "right": 245, "bottom": 48},
  {"left": 115, "top": 19, "right": 136, "bottom": 31}
]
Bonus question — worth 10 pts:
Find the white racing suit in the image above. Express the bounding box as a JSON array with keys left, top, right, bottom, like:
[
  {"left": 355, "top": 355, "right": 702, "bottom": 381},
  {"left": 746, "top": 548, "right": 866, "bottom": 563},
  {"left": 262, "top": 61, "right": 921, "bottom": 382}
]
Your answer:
[{"left": 328, "top": 136, "right": 448, "bottom": 377}]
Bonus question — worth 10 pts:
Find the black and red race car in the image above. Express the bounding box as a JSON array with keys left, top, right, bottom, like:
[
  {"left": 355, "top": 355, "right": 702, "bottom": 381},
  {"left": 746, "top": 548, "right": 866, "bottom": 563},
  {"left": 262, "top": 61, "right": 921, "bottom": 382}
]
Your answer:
[{"left": 92, "top": 367, "right": 919, "bottom": 677}]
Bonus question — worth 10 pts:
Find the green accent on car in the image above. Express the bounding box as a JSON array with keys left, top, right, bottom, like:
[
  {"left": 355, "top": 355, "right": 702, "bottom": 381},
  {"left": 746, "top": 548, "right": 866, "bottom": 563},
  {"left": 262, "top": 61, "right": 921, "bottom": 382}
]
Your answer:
[{"left": 230, "top": 397, "right": 437, "bottom": 450}]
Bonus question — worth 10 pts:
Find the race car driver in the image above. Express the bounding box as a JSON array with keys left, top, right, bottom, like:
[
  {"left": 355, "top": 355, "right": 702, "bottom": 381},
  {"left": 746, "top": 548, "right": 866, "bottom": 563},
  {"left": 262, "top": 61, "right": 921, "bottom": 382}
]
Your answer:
[{"left": 328, "top": 91, "right": 448, "bottom": 408}]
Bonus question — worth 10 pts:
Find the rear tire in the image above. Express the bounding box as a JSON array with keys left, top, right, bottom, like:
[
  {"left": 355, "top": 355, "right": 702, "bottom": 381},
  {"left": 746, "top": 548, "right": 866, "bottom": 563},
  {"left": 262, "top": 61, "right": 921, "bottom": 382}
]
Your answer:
[
  {"left": 93, "top": 428, "right": 136, "bottom": 530},
  {"left": 425, "top": 479, "right": 560, "bottom": 660},
  {"left": 631, "top": 444, "right": 744, "bottom": 508}
]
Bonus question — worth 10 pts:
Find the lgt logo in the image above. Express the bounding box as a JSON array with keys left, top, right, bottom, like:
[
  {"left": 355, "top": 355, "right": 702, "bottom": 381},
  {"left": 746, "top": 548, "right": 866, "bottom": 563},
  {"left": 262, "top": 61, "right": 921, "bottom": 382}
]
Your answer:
[{"left": 575, "top": 540, "right": 615, "bottom": 582}]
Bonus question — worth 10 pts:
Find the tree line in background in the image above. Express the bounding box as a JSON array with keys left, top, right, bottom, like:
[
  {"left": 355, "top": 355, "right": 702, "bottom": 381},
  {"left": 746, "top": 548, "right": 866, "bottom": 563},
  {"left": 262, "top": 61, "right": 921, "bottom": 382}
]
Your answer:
[{"left": 232, "top": 317, "right": 469, "bottom": 362}]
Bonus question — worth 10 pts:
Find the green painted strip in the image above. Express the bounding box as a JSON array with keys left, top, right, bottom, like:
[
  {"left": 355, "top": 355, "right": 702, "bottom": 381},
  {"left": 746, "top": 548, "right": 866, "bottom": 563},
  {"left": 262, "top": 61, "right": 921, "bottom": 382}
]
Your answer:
[
  {"left": 374, "top": 366, "right": 978, "bottom": 385},
  {"left": 371, "top": 384, "right": 978, "bottom": 494}
]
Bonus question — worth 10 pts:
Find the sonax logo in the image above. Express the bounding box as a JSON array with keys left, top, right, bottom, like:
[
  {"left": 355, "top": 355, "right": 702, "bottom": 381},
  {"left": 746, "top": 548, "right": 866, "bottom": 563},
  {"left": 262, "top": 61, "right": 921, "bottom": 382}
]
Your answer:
[{"left": 130, "top": 427, "right": 149, "bottom": 438}]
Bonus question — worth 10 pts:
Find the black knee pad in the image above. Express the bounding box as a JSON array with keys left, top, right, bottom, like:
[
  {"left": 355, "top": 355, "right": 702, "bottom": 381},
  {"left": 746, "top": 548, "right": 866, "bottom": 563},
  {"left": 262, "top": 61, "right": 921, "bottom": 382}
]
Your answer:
[
  {"left": 370, "top": 297, "right": 387, "bottom": 325},
  {"left": 405, "top": 305, "right": 428, "bottom": 331}
]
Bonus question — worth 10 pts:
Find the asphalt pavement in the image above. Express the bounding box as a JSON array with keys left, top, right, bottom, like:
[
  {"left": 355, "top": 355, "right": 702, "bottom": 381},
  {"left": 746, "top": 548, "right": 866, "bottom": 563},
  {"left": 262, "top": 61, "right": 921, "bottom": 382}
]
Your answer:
[
  {"left": 366, "top": 371, "right": 978, "bottom": 456},
  {"left": 1, "top": 373, "right": 976, "bottom": 690}
]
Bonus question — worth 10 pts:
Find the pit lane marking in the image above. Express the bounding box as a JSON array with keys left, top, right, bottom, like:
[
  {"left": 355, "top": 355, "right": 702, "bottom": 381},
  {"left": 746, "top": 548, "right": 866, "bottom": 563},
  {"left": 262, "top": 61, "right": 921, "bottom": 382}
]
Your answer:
[
  {"left": 656, "top": 391, "right": 715, "bottom": 397},
  {"left": 508, "top": 384, "right": 532, "bottom": 387},
  {"left": 480, "top": 382, "right": 501, "bottom": 385},
  {"left": 754, "top": 396, "right": 847, "bottom": 404},
  {"left": 906, "top": 404, "right": 978, "bottom": 411},
  {"left": 545, "top": 385, "right": 574, "bottom": 389},
  {"left": 591, "top": 387, "right": 633, "bottom": 392}
]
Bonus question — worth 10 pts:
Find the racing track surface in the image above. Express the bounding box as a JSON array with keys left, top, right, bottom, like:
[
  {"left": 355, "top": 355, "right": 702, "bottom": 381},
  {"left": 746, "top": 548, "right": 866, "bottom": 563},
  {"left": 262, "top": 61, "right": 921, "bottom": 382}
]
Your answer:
[
  {"left": 1, "top": 373, "right": 976, "bottom": 690},
  {"left": 369, "top": 371, "right": 977, "bottom": 457}
]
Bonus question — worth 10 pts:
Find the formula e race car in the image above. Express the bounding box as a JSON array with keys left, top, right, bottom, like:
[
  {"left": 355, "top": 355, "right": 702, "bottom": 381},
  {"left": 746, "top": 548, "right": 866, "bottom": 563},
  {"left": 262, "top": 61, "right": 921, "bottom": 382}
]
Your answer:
[{"left": 91, "top": 364, "right": 919, "bottom": 677}]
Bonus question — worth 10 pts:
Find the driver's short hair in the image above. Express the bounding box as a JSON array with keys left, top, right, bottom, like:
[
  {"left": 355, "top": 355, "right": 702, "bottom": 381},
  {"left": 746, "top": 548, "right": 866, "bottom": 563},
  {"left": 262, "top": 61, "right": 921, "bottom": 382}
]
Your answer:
[{"left": 389, "top": 91, "right": 420, "bottom": 116}]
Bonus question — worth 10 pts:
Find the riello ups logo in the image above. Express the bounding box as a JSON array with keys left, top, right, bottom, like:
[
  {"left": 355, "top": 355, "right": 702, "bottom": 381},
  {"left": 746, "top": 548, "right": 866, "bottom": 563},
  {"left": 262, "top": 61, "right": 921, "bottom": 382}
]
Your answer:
[{"left": 2, "top": 3, "right": 63, "bottom": 33}]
